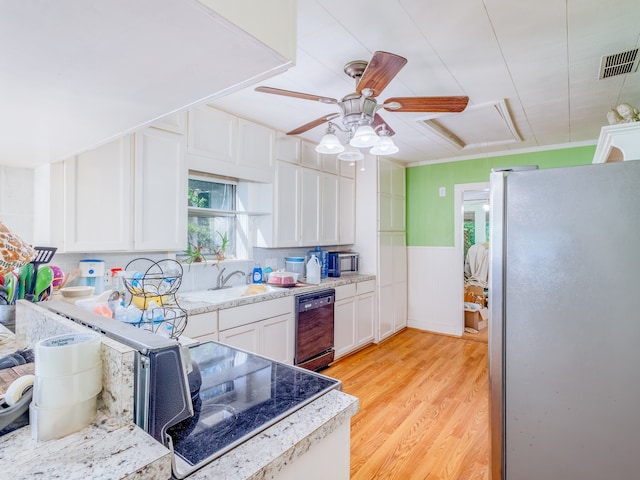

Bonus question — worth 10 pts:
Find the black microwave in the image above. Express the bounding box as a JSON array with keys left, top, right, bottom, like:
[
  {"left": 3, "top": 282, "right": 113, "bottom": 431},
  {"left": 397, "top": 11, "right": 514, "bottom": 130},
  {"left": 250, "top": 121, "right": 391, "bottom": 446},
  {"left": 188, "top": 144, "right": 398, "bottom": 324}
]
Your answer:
[{"left": 328, "top": 252, "right": 359, "bottom": 277}]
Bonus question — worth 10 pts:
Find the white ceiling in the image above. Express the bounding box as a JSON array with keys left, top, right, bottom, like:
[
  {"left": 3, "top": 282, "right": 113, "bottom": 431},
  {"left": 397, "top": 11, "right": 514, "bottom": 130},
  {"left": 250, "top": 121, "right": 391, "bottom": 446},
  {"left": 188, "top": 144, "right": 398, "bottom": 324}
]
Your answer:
[
  {"left": 1, "top": 0, "right": 639, "bottom": 168},
  {"left": 210, "top": 0, "right": 640, "bottom": 165}
]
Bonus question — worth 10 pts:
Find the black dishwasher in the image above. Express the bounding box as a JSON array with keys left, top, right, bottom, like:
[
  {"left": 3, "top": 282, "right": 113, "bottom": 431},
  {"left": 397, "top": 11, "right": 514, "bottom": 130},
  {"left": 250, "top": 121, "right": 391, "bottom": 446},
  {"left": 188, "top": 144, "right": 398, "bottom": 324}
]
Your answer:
[{"left": 295, "top": 289, "right": 335, "bottom": 371}]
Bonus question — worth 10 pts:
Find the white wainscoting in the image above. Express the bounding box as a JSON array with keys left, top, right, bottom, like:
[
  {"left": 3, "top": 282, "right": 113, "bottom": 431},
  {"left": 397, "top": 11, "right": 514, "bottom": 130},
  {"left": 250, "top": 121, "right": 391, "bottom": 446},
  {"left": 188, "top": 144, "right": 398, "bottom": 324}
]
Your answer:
[{"left": 407, "top": 246, "right": 464, "bottom": 336}]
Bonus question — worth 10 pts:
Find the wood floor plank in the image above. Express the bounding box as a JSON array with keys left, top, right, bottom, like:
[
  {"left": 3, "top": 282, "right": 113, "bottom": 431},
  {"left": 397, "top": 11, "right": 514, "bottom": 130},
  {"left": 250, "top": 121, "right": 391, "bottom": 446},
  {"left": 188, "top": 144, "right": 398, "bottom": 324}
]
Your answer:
[{"left": 326, "top": 328, "right": 489, "bottom": 480}]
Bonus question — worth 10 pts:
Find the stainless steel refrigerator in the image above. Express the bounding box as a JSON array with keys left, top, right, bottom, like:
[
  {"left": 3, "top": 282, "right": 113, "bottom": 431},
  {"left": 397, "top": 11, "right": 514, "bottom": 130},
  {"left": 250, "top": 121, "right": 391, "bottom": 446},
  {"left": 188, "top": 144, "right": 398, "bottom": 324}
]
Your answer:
[{"left": 488, "top": 160, "right": 640, "bottom": 480}]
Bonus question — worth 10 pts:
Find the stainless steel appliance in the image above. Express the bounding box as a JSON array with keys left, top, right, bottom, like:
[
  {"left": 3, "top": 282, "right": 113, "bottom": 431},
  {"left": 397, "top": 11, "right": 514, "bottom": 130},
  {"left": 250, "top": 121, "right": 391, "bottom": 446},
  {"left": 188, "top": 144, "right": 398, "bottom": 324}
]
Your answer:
[
  {"left": 489, "top": 161, "right": 640, "bottom": 480},
  {"left": 45, "top": 301, "right": 340, "bottom": 479},
  {"left": 295, "top": 289, "right": 335, "bottom": 371},
  {"left": 327, "top": 251, "right": 359, "bottom": 277}
]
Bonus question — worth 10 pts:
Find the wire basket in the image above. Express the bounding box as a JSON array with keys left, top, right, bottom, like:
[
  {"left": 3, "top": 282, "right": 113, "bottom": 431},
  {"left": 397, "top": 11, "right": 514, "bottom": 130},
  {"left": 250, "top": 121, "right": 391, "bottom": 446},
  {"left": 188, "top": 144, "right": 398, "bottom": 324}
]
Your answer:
[{"left": 121, "top": 258, "right": 187, "bottom": 339}]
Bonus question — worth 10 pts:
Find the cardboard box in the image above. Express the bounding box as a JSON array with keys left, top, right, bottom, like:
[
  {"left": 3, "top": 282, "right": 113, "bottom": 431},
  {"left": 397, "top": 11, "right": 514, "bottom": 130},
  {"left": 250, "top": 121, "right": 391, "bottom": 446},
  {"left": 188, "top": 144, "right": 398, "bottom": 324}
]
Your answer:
[
  {"left": 464, "top": 307, "right": 488, "bottom": 330},
  {"left": 464, "top": 285, "right": 487, "bottom": 307}
]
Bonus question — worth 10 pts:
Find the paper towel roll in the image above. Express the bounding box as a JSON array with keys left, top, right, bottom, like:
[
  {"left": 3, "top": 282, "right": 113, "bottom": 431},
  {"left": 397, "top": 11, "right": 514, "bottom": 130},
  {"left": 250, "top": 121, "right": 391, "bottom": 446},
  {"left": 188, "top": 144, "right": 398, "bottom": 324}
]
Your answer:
[{"left": 35, "top": 333, "right": 101, "bottom": 377}]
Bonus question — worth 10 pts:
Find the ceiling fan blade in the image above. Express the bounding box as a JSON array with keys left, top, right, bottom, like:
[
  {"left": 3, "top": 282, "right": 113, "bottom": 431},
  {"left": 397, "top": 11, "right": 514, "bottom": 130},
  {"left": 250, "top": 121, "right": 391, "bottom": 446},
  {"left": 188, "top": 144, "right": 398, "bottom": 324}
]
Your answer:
[
  {"left": 372, "top": 114, "right": 395, "bottom": 136},
  {"left": 286, "top": 113, "right": 340, "bottom": 135},
  {"left": 356, "top": 51, "right": 407, "bottom": 97},
  {"left": 383, "top": 96, "right": 469, "bottom": 113},
  {"left": 255, "top": 86, "right": 337, "bottom": 104}
]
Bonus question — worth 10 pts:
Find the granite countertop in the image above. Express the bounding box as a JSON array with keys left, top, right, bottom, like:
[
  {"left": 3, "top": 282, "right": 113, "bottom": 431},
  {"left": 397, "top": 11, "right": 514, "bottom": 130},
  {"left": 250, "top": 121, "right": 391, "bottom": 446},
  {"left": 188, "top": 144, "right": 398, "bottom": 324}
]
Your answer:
[
  {"left": 0, "top": 302, "right": 360, "bottom": 480},
  {"left": 180, "top": 273, "right": 376, "bottom": 315}
]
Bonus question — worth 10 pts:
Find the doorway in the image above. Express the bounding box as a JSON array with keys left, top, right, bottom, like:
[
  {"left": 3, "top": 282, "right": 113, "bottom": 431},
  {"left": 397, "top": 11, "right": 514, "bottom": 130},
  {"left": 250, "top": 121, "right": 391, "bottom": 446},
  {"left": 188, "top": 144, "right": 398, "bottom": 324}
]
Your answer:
[{"left": 454, "top": 182, "right": 489, "bottom": 342}]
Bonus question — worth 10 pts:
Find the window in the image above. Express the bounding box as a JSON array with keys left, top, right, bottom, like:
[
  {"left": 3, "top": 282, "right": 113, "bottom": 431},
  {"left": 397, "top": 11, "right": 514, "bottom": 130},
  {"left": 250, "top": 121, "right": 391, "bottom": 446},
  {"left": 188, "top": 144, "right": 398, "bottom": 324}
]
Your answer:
[{"left": 187, "top": 174, "right": 237, "bottom": 260}]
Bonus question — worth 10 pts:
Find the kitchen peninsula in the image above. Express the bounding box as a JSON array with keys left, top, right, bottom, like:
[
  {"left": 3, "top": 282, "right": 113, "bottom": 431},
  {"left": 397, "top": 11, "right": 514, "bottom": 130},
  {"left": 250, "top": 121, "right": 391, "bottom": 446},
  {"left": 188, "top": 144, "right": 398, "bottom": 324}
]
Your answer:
[{"left": 0, "top": 300, "right": 358, "bottom": 480}]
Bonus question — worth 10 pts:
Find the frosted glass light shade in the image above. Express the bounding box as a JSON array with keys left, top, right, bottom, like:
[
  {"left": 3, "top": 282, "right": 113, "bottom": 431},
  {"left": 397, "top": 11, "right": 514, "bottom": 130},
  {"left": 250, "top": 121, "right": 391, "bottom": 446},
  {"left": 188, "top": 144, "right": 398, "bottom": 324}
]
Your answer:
[
  {"left": 315, "top": 133, "right": 344, "bottom": 154},
  {"left": 349, "top": 124, "right": 378, "bottom": 148},
  {"left": 369, "top": 135, "right": 398, "bottom": 155},
  {"left": 337, "top": 145, "right": 364, "bottom": 162}
]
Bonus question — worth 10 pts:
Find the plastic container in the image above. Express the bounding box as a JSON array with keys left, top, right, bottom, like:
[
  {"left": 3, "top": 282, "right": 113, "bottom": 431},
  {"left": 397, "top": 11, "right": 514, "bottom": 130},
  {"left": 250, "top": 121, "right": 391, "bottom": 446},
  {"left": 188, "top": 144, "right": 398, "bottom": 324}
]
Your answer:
[
  {"left": 285, "top": 257, "right": 305, "bottom": 277},
  {"left": 307, "top": 247, "right": 328, "bottom": 278},
  {"left": 252, "top": 262, "right": 263, "bottom": 284},
  {"left": 306, "top": 255, "right": 321, "bottom": 284}
]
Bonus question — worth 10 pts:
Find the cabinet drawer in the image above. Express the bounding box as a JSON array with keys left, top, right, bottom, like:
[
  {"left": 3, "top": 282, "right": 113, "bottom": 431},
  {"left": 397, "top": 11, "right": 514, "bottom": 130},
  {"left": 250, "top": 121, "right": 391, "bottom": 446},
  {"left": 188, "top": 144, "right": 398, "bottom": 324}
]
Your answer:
[
  {"left": 357, "top": 280, "right": 376, "bottom": 295},
  {"left": 335, "top": 283, "right": 357, "bottom": 301},
  {"left": 219, "top": 296, "right": 292, "bottom": 331}
]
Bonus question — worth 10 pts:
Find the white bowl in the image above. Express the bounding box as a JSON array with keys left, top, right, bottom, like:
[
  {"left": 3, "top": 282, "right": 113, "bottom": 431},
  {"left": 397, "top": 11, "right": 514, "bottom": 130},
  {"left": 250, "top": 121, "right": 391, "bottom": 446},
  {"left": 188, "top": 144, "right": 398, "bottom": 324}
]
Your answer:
[{"left": 60, "top": 286, "right": 94, "bottom": 298}]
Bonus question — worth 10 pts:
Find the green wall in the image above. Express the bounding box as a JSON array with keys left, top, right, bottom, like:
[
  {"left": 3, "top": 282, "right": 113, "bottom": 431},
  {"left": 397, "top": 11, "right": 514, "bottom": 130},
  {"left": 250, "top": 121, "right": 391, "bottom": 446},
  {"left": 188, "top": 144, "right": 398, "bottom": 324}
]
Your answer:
[{"left": 406, "top": 145, "right": 596, "bottom": 247}]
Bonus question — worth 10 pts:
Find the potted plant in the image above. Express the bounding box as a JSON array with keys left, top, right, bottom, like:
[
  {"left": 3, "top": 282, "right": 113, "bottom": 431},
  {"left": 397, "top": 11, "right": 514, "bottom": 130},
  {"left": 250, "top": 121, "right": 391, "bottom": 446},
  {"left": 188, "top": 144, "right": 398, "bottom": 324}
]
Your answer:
[
  {"left": 183, "top": 223, "right": 212, "bottom": 264},
  {"left": 213, "top": 231, "right": 229, "bottom": 261}
]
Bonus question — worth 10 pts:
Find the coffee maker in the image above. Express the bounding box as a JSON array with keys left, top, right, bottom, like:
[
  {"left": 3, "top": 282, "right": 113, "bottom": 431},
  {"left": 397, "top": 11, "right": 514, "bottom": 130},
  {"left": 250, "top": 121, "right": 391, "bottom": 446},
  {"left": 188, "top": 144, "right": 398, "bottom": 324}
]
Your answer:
[{"left": 78, "top": 259, "right": 105, "bottom": 294}]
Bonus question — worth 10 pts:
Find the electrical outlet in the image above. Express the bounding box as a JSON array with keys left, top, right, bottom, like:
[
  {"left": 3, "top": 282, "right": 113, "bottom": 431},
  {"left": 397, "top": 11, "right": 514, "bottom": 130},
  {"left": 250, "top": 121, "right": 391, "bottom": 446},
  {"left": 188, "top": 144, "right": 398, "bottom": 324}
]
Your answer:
[{"left": 439, "top": 187, "right": 446, "bottom": 197}]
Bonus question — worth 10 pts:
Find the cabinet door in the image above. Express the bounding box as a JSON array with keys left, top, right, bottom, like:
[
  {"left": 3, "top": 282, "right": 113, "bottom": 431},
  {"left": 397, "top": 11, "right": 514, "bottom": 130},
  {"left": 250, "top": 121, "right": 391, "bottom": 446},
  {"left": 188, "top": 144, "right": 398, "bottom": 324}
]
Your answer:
[
  {"left": 274, "top": 161, "right": 300, "bottom": 246},
  {"left": 321, "top": 153, "right": 339, "bottom": 174},
  {"left": 237, "top": 119, "right": 275, "bottom": 171},
  {"left": 334, "top": 298, "right": 356, "bottom": 359},
  {"left": 134, "top": 127, "right": 187, "bottom": 251},
  {"left": 300, "top": 168, "right": 320, "bottom": 245},
  {"left": 339, "top": 176, "right": 355, "bottom": 244},
  {"left": 64, "top": 136, "right": 132, "bottom": 251},
  {"left": 261, "top": 313, "right": 294, "bottom": 364},
  {"left": 320, "top": 173, "right": 339, "bottom": 245},
  {"left": 187, "top": 105, "right": 237, "bottom": 162},
  {"left": 301, "top": 140, "right": 321, "bottom": 169},
  {"left": 276, "top": 131, "right": 300, "bottom": 164},
  {"left": 181, "top": 311, "right": 217, "bottom": 341},
  {"left": 378, "top": 232, "right": 395, "bottom": 340},
  {"left": 356, "top": 292, "right": 375, "bottom": 345},
  {"left": 219, "top": 323, "right": 260, "bottom": 353}
]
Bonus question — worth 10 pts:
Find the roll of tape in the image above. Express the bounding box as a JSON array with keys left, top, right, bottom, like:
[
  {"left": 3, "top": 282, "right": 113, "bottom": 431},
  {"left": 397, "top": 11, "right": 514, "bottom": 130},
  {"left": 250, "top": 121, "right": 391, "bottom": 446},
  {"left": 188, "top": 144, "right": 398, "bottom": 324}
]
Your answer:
[
  {"left": 5, "top": 374, "right": 35, "bottom": 406},
  {"left": 35, "top": 333, "right": 101, "bottom": 377},
  {"left": 30, "top": 394, "right": 97, "bottom": 442},
  {"left": 34, "top": 364, "right": 102, "bottom": 408}
]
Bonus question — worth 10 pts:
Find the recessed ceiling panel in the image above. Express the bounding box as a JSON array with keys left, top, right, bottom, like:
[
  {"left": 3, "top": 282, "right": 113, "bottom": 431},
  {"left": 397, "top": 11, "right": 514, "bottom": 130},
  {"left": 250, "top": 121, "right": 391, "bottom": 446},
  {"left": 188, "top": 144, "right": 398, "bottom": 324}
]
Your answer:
[{"left": 420, "top": 100, "right": 521, "bottom": 150}]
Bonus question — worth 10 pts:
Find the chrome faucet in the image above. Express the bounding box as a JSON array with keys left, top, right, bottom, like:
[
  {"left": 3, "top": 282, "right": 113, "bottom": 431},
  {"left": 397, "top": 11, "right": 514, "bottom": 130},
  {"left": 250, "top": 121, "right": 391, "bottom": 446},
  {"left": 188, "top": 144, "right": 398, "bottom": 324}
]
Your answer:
[{"left": 214, "top": 267, "right": 246, "bottom": 289}]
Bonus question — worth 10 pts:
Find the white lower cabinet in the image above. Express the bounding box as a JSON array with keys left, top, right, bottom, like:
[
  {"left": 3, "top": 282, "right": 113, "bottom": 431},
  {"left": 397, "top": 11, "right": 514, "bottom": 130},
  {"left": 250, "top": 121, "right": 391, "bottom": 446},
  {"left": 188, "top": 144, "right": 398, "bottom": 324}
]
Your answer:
[
  {"left": 334, "top": 280, "right": 375, "bottom": 360},
  {"left": 218, "top": 297, "right": 294, "bottom": 364},
  {"left": 182, "top": 311, "right": 218, "bottom": 343}
]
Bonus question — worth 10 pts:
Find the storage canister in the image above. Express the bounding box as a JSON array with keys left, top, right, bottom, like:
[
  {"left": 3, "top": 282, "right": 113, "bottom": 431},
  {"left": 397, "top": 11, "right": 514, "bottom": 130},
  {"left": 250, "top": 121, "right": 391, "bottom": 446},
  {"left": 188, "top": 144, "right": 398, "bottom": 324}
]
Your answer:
[{"left": 284, "top": 257, "right": 305, "bottom": 277}]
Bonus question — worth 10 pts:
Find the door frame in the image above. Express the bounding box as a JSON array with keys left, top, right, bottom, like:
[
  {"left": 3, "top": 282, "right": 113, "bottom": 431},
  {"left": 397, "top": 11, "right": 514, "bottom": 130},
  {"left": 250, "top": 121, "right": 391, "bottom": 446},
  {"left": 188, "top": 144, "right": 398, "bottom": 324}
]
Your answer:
[{"left": 454, "top": 182, "right": 489, "bottom": 333}]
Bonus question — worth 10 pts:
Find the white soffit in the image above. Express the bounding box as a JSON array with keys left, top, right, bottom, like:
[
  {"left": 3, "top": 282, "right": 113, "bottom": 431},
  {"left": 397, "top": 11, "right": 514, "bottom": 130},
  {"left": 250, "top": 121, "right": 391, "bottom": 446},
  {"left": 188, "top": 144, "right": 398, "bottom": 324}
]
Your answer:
[{"left": 419, "top": 100, "right": 521, "bottom": 150}]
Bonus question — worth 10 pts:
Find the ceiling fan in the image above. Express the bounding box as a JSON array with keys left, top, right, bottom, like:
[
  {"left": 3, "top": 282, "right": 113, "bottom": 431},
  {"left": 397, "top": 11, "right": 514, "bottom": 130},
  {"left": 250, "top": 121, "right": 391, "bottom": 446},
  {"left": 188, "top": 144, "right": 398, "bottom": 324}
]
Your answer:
[{"left": 255, "top": 51, "right": 469, "bottom": 156}]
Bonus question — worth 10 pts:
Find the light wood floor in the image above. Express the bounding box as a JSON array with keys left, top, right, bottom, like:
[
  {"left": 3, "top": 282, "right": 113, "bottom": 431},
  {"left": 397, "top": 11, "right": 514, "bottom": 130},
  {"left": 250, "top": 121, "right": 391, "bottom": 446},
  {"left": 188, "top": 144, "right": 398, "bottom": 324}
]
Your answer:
[{"left": 326, "top": 328, "right": 489, "bottom": 480}]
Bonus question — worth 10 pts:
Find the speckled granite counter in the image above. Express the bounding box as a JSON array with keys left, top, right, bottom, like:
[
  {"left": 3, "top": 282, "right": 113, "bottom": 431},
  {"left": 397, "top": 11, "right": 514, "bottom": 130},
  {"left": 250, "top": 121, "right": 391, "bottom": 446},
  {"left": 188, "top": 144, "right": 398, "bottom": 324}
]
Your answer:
[
  {"left": 0, "top": 301, "right": 359, "bottom": 480},
  {"left": 180, "top": 273, "right": 376, "bottom": 315}
]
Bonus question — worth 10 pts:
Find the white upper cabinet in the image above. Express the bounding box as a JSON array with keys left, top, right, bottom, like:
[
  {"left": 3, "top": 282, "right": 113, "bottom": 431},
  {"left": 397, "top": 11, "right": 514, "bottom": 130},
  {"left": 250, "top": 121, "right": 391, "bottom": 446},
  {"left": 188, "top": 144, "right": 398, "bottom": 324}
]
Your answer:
[
  {"left": 187, "top": 106, "right": 274, "bottom": 183},
  {"left": 301, "top": 140, "right": 322, "bottom": 170},
  {"left": 321, "top": 154, "right": 340, "bottom": 175},
  {"left": 236, "top": 118, "right": 275, "bottom": 175},
  {"left": 339, "top": 176, "right": 356, "bottom": 244},
  {"left": 134, "top": 127, "right": 187, "bottom": 251},
  {"left": 321, "top": 173, "right": 339, "bottom": 245},
  {"left": 276, "top": 132, "right": 300, "bottom": 164},
  {"left": 273, "top": 161, "right": 300, "bottom": 247},
  {"left": 64, "top": 137, "right": 133, "bottom": 252},
  {"left": 300, "top": 168, "right": 321, "bottom": 245},
  {"left": 187, "top": 105, "right": 237, "bottom": 163},
  {"left": 379, "top": 159, "right": 405, "bottom": 231}
]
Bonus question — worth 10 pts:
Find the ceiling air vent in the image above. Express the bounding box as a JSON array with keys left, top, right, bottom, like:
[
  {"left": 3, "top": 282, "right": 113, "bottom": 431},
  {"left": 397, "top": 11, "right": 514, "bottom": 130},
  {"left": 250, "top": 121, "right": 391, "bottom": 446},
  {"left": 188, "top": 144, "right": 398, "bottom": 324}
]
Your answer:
[{"left": 599, "top": 48, "right": 640, "bottom": 79}]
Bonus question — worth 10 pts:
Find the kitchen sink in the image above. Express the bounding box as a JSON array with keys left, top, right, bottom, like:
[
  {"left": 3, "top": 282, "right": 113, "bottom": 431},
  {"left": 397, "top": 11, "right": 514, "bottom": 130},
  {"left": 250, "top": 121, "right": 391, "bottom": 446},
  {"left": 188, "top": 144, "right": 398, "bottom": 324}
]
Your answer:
[{"left": 179, "top": 284, "right": 284, "bottom": 305}]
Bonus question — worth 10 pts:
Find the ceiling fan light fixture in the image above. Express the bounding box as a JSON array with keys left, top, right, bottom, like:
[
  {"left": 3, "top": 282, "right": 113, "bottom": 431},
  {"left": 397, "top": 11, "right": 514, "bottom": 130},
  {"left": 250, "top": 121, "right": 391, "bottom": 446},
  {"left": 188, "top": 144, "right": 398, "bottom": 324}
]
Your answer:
[
  {"left": 315, "top": 132, "right": 344, "bottom": 154},
  {"left": 349, "top": 124, "right": 378, "bottom": 148},
  {"left": 370, "top": 134, "right": 398, "bottom": 155},
  {"left": 337, "top": 145, "right": 364, "bottom": 162}
]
